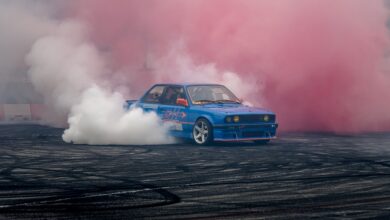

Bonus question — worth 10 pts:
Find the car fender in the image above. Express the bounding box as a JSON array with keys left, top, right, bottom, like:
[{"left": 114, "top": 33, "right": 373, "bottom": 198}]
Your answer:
[{"left": 192, "top": 113, "right": 221, "bottom": 127}]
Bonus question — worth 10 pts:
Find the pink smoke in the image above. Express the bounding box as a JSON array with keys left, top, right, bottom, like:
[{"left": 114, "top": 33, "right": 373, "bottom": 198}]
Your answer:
[{"left": 74, "top": 0, "right": 390, "bottom": 132}]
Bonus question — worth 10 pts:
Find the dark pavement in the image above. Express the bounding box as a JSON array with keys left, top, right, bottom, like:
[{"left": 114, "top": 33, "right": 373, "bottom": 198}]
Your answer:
[{"left": 1, "top": 125, "right": 390, "bottom": 219}]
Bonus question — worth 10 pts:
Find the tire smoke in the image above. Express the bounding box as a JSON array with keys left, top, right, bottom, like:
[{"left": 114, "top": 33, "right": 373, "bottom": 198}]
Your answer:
[{"left": 26, "top": 21, "right": 173, "bottom": 145}]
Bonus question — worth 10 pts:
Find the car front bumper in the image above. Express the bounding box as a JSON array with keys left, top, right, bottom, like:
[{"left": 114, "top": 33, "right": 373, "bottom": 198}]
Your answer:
[{"left": 213, "top": 123, "right": 278, "bottom": 142}]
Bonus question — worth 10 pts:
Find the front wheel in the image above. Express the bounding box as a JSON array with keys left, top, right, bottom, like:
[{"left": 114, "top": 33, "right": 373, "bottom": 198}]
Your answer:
[{"left": 193, "top": 118, "right": 213, "bottom": 145}]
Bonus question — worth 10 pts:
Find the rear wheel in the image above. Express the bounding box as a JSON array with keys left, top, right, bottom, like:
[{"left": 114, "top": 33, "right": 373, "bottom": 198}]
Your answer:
[{"left": 193, "top": 118, "right": 213, "bottom": 145}]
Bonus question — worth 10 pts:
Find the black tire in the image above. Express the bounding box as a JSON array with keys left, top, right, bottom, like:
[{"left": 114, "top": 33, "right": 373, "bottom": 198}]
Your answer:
[{"left": 192, "top": 118, "right": 213, "bottom": 145}]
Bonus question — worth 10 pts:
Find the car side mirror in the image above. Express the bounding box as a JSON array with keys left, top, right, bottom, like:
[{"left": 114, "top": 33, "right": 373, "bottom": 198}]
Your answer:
[{"left": 176, "top": 98, "right": 189, "bottom": 107}]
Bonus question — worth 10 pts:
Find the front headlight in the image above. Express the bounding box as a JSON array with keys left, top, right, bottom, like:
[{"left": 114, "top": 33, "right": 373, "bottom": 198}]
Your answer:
[
  {"left": 225, "top": 116, "right": 240, "bottom": 123},
  {"left": 225, "top": 116, "right": 232, "bottom": 123}
]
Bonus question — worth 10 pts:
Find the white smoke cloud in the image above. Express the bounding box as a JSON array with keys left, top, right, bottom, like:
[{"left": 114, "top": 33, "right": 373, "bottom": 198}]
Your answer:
[
  {"left": 26, "top": 20, "right": 172, "bottom": 145},
  {"left": 62, "top": 86, "right": 171, "bottom": 145},
  {"left": 26, "top": 21, "right": 104, "bottom": 112}
]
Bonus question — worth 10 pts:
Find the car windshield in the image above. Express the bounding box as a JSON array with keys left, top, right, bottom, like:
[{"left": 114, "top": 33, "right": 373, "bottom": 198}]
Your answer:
[{"left": 187, "top": 85, "right": 241, "bottom": 105}]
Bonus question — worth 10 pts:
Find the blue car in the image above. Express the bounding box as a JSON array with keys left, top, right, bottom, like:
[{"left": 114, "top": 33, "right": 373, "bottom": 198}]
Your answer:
[{"left": 125, "top": 84, "right": 278, "bottom": 145}]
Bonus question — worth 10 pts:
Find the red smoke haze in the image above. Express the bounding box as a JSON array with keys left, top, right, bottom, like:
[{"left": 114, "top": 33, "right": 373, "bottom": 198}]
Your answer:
[{"left": 75, "top": 0, "right": 390, "bottom": 132}]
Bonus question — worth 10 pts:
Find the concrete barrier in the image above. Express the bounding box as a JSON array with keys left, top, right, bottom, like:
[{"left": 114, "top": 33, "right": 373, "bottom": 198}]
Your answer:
[
  {"left": 0, "top": 104, "right": 47, "bottom": 123},
  {"left": 0, "top": 105, "right": 4, "bottom": 121},
  {"left": 30, "top": 104, "right": 44, "bottom": 121},
  {"left": 3, "top": 104, "right": 31, "bottom": 121}
]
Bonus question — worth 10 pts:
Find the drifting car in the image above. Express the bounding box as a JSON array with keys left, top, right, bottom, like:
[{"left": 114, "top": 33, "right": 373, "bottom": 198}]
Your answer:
[{"left": 125, "top": 84, "right": 278, "bottom": 145}]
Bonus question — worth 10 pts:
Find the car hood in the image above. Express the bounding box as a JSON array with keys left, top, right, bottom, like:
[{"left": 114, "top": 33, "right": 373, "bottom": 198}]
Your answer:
[{"left": 195, "top": 104, "right": 274, "bottom": 115}]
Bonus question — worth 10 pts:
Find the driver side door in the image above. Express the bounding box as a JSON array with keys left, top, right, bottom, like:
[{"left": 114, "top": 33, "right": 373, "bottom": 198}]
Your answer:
[{"left": 157, "top": 86, "right": 190, "bottom": 137}]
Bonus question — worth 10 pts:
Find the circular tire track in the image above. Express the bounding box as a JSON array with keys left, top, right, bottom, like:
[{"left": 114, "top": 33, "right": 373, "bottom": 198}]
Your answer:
[
  {"left": 1, "top": 125, "right": 390, "bottom": 219},
  {"left": 0, "top": 182, "right": 180, "bottom": 213}
]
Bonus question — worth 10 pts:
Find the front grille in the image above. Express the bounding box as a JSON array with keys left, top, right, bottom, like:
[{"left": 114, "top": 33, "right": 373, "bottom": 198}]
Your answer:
[{"left": 239, "top": 114, "right": 275, "bottom": 123}]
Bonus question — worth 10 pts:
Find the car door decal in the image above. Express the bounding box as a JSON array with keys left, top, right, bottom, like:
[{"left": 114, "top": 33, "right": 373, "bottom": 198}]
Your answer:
[
  {"left": 162, "top": 107, "right": 186, "bottom": 121},
  {"left": 160, "top": 106, "right": 190, "bottom": 131}
]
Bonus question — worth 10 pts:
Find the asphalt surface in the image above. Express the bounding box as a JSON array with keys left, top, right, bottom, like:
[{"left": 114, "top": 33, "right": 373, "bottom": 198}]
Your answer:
[{"left": 1, "top": 125, "right": 390, "bottom": 219}]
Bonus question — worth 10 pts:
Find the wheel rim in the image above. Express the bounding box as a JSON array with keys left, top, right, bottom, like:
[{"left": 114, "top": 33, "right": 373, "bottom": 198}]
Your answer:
[{"left": 193, "top": 121, "right": 209, "bottom": 144}]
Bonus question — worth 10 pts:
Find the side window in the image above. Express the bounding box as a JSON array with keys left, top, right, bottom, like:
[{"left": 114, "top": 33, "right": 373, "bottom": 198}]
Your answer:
[
  {"left": 160, "top": 86, "right": 187, "bottom": 105},
  {"left": 143, "top": 86, "right": 165, "bottom": 103}
]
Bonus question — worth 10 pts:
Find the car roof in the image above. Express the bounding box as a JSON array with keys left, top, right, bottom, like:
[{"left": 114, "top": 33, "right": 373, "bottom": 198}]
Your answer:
[{"left": 153, "top": 83, "right": 224, "bottom": 87}]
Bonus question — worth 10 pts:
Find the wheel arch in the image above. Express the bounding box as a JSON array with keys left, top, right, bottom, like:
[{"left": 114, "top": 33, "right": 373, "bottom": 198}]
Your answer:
[{"left": 195, "top": 115, "right": 215, "bottom": 127}]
